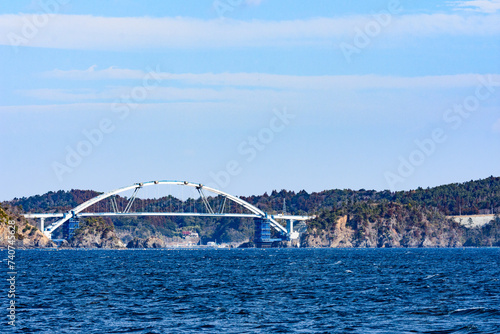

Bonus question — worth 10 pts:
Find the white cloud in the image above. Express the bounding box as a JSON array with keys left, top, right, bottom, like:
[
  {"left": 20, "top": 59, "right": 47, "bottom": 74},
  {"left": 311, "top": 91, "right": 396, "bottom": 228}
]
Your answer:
[
  {"left": 45, "top": 65, "right": 145, "bottom": 80},
  {"left": 21, "top": 88, "right": 99, "bottom": 101},
  {"left": 0, "top": 102, "right": 233, "bottom": 114},
  {"left": 0, "top": 13, "right": 499, "bottom": 50},
  {"left": 20, "top": 86, "right": 288, "bottom": 102},
  {"left": 42, "top": 68, "right": 500, "bottom": 91},
  {"left": 448, "top": 0, "right": 500, "bottom": 13}
]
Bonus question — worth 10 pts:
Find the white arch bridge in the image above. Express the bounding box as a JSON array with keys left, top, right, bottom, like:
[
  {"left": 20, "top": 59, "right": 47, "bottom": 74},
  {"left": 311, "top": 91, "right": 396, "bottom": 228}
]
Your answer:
[{"left": 24, "top": 180, "right": 314, "bottom": 246}]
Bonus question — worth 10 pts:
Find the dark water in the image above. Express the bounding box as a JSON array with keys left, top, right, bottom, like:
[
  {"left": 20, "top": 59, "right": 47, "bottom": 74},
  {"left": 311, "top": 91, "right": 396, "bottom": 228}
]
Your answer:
[{"left": 2, "top": 248, "right": 500, "bottom": 333}]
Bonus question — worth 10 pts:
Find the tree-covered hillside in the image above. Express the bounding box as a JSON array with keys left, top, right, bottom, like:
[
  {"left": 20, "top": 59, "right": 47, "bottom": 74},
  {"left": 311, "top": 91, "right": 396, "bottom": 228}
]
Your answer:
[
  {"left": 241, "top": 176, "right": 500, "bottom": 216},
  {"left": 10, "top": 189, "right": 101, "bottom": 213},
  {"left": 303, "top": 201, "right": 500, "bottom": 247}
]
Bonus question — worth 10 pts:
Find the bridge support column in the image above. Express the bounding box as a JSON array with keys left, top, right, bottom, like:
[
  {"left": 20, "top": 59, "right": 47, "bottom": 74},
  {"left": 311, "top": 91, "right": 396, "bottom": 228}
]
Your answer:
[
  {"left": 40, "top": 217, "right": 45, "bottom": 234},
  {"left": 287, "top": 219, "right": 299, "bottom": 240}
]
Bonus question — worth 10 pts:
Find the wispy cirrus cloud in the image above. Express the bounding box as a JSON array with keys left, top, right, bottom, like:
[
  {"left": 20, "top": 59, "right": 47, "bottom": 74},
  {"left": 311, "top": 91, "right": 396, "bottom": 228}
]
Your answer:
[
  {"left": 41, "top": 67, "right": 500, "bottom": 91},
  {"left": 45, "top": 65, "right": 145, "bottom": 80},
  {"left": 0, "top": 13, "right": 499, "bottom": 50},
  {"left": 448, "top": 0, "right": 500, "bottom": 13},
  {"left": 20, "top": 86, "right": 278, "bottom": 102}
]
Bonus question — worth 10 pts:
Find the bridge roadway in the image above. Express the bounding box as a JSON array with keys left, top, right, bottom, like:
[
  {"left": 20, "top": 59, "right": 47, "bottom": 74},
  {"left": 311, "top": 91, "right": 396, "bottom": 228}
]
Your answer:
[
  {"left": 24, "top": 212, "right": 310, "bottom": 220},
  {"left": 24, "top": 212, "right": 310, "bottom": 238}
]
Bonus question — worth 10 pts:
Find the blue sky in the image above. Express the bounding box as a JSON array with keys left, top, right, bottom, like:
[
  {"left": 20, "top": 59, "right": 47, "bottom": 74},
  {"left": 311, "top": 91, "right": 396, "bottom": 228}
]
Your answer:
[{"left": 1, "top": 0, "right": 499, "bottom": 201}]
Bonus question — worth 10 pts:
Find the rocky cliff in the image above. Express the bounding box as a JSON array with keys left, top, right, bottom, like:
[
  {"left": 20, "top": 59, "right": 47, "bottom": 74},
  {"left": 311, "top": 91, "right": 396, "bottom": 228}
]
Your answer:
[
  {"left": 302, "top": 215, "right": 356, "bottom": 247},
  {"left": 126, "top": 236, "right": 165, "bottom": 248},
  {"left": 0, "top": 204, "right": 55, "bottom": 248},
  {"left": 66, "top": 217, "right": 125, "bottom": 248},
  {"left": 301, "top": 203, "right": 470, "bottom": 248}
]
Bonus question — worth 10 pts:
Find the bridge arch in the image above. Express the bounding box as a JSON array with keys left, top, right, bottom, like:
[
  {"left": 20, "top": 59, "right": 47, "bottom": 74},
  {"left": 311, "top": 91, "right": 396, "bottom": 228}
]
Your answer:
[{"left": 46, "top": 180, "right": 288, "bottom": 237}]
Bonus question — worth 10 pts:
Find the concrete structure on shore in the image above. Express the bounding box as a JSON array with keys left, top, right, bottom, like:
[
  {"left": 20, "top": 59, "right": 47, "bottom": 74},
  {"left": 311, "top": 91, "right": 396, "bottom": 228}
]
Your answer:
[{"left": 448, "top": 214, "right": 497, "bottom": 228}]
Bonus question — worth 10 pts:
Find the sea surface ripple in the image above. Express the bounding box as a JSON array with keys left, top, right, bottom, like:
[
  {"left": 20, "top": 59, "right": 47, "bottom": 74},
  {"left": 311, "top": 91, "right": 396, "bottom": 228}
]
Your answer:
[{"left": 3, "top": 248, "right": 500, "bottom": 333}]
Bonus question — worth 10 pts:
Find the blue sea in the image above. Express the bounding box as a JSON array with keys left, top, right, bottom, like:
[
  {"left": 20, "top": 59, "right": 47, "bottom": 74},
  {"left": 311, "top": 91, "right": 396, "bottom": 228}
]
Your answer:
[{"left": 3, "top": 248, "right": 500, "bottom": 333}]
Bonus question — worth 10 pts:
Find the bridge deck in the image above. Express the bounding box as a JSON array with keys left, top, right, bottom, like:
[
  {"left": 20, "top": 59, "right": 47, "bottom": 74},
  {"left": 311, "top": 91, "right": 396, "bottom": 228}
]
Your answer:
[{"left": 24, "top": 212, "right": 312, "bottom": 220}]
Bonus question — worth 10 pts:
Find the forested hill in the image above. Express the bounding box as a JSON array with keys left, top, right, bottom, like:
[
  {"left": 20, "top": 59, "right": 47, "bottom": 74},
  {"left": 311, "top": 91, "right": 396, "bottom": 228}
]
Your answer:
[
  {"left": 241, "top": 176, "right": 500, "bottom": 216},
  {"left": 10, "top": 189, "right": 101, "bottom": 213},
  {"left": 8, "top": 176, "right": 500, "bottom": 217}
]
